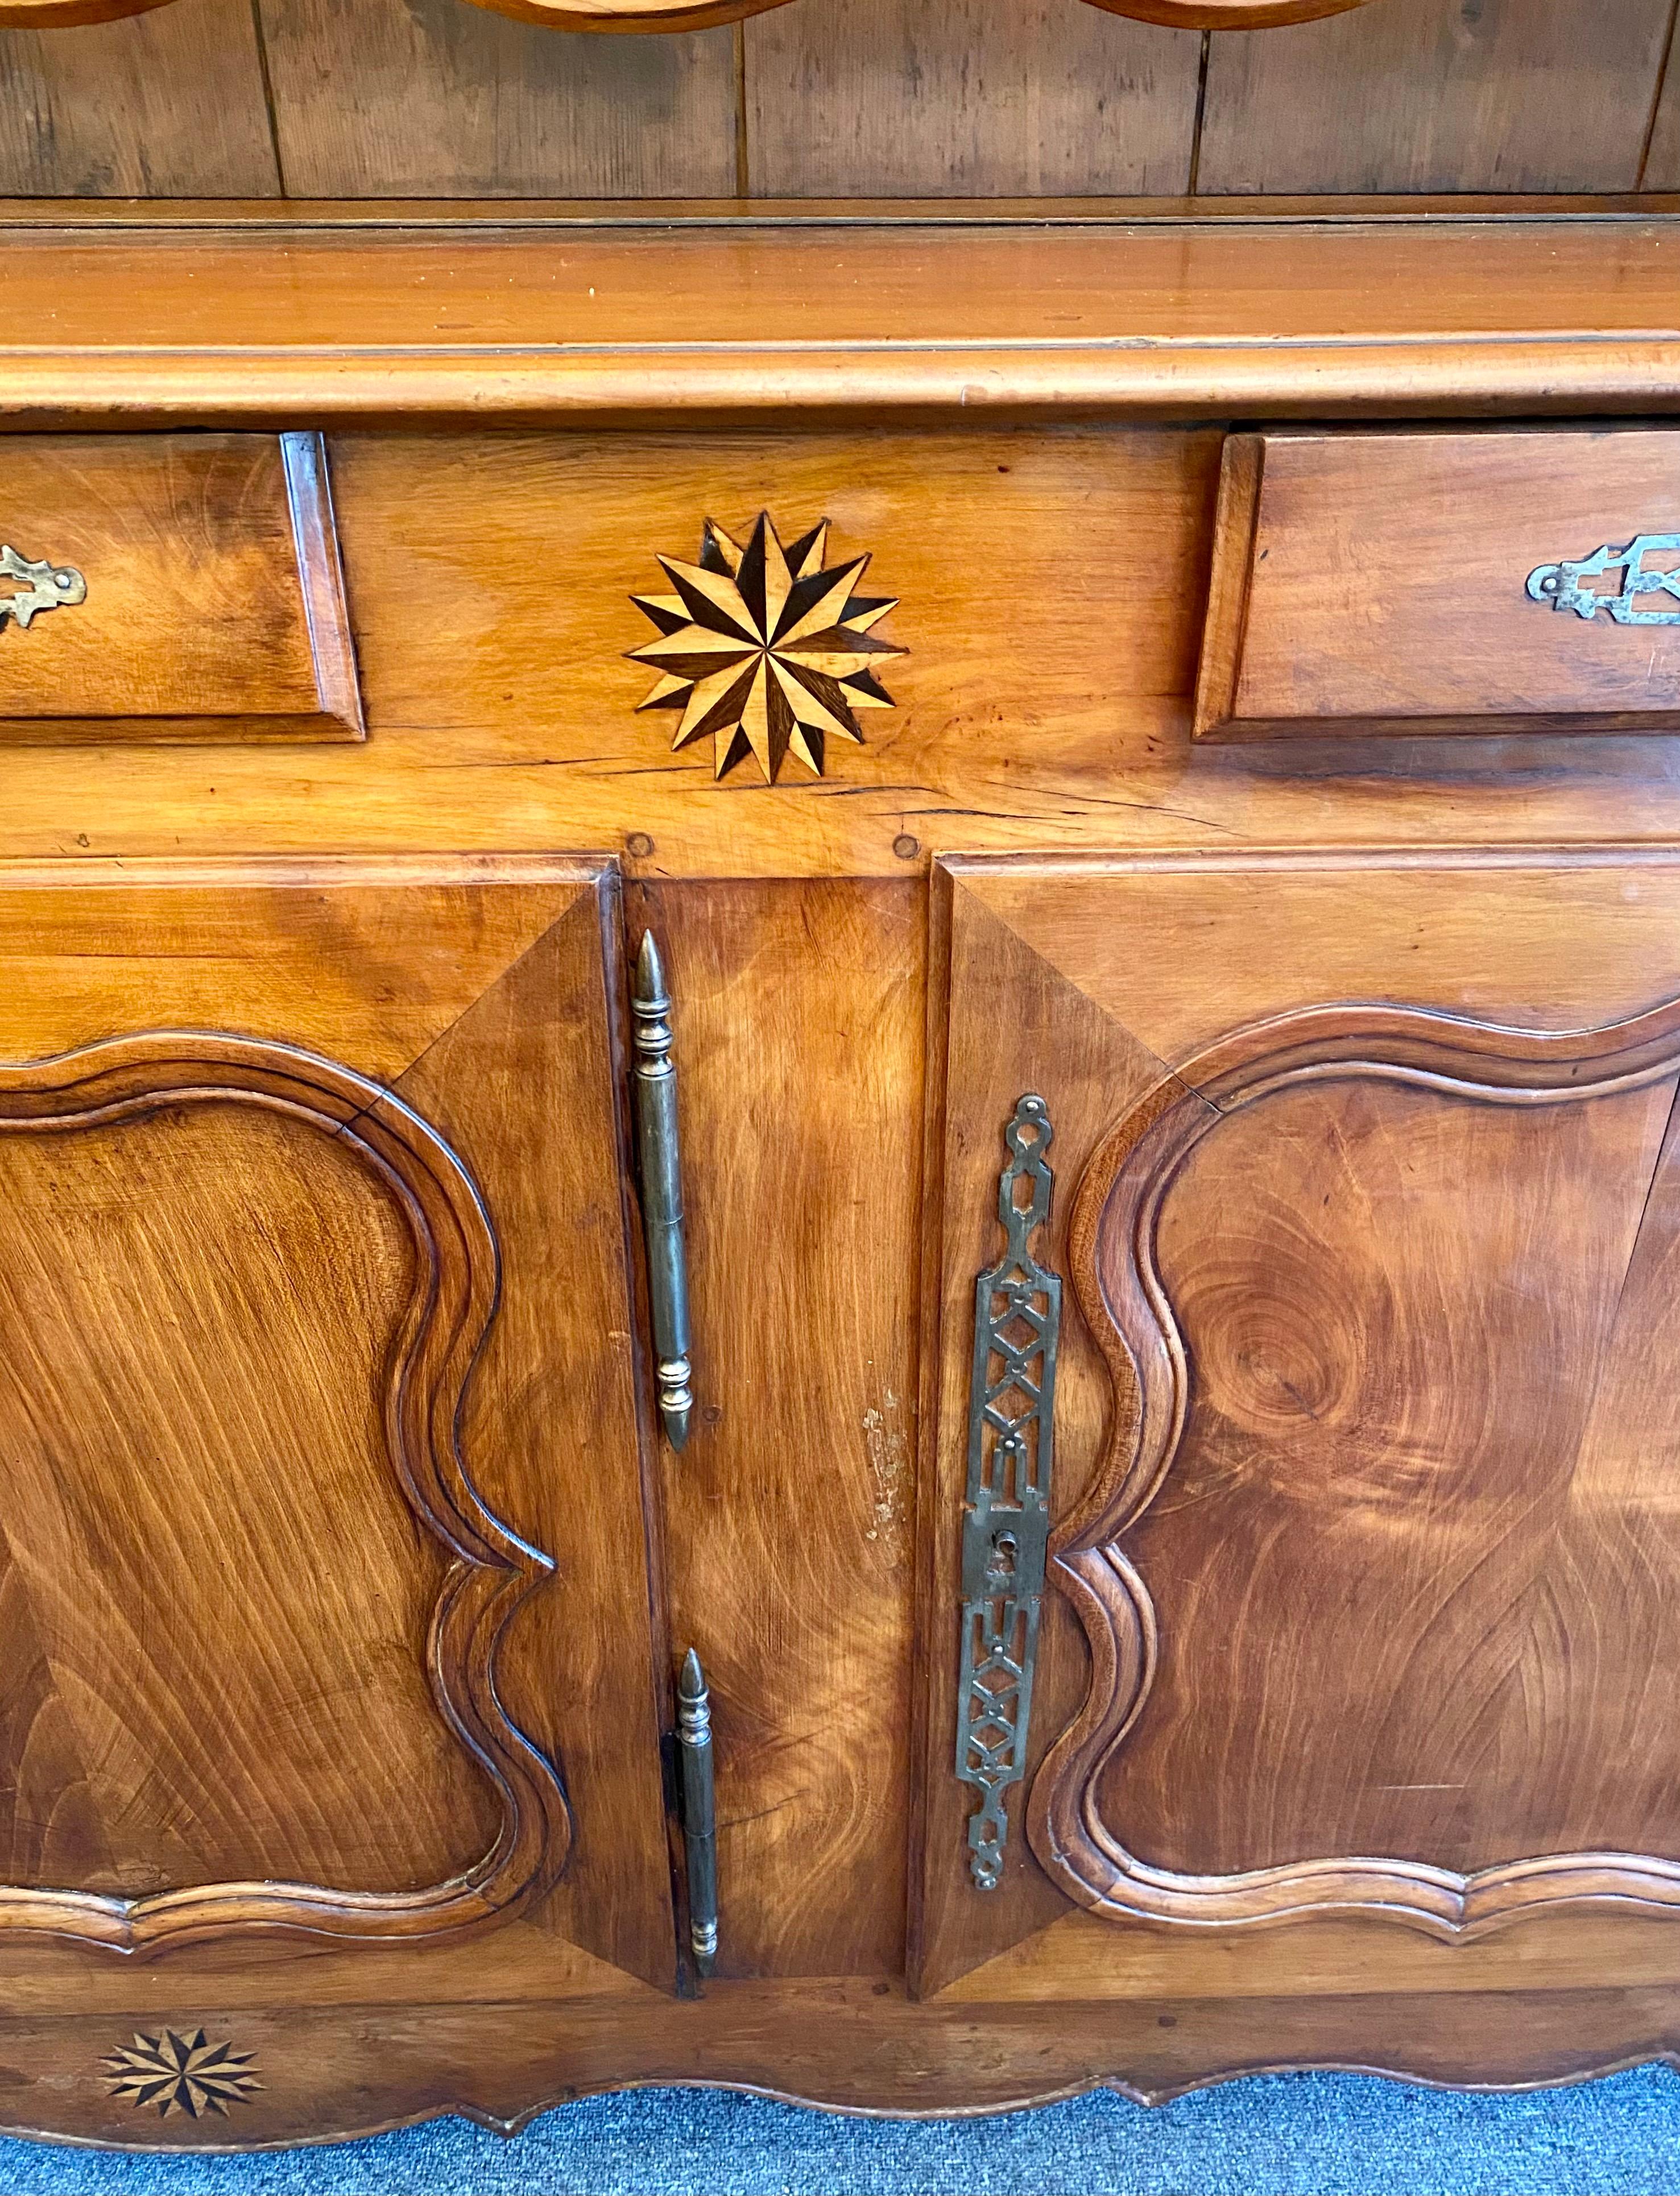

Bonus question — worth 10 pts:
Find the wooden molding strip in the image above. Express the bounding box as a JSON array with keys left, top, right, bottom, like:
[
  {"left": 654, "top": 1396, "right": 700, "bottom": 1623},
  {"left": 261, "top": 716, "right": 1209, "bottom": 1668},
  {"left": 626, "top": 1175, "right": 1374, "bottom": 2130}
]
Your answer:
[
  {"left": 0, "top": 216, "right": 1674, "bottom": 424},
  {"left": 0, "top": 337, "right": 1675, "bottom": 427}
]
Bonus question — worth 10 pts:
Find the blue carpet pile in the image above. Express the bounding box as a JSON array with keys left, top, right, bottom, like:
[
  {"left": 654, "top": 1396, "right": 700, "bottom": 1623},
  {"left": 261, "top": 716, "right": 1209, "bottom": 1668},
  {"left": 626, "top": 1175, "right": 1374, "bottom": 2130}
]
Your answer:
[{"left": 3, "top": 2068, "right": 1680, "bottom": 2194}]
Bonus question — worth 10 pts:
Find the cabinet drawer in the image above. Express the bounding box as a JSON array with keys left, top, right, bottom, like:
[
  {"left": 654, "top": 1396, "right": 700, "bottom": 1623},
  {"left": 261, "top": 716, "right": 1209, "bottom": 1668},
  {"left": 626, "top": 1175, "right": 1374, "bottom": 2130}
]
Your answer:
[
  {"left": 0, "top": 432, "right": 361, "bottom": 744},
  {"left": 1193, "top": 428, "right": 1680, "bottom": 743}
]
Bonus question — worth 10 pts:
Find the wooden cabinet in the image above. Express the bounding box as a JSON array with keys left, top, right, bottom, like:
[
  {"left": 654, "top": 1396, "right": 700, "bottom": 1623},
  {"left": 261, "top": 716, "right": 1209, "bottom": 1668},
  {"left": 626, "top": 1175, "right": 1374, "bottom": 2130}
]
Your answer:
[{"left": 6, "top": 210, "right": 1680, "bottom": 2145}]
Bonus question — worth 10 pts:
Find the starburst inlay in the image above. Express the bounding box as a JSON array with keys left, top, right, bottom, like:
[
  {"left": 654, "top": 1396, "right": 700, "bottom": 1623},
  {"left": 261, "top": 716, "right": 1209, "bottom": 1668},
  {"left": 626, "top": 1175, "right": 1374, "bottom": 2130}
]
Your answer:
[
  {"left": 102, "top": 2028, "right": 262, "bottom": 2120},
  {"left": 629, "top": 512, "right": 905, "bottom": 783}
]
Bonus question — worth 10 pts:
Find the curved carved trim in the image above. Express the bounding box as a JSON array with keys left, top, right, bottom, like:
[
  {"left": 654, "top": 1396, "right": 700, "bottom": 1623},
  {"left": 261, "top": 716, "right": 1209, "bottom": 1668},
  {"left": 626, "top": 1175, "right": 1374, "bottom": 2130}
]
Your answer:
[
  {"left": 0, "top": 0, "right": 180, "bottom": 24},
  {"left": 1032, "top": 991, "right": 1680, "bottom": 1939},
  {"left": 0, "top": 1030, "right": 570, "bottom": 1956},
  {"left": 1076, "top": 0, "right": 1380, "bottom": 27},
  {"left": 0, "top": 0, "right": 1383, "bottom": 28},
  {"left": 451, "top": 0, "right": 792, "bottom": 30}
]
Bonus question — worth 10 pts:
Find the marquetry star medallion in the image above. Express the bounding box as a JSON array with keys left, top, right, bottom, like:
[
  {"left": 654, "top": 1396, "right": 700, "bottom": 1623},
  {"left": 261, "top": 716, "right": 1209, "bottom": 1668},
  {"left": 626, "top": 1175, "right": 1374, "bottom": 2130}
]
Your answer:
[
  {"left": 102, "top": 2028, "right": 262, "bottom": 2120},
  {"left": 629, "top": 512, "right": 905, "bottom": 783}
]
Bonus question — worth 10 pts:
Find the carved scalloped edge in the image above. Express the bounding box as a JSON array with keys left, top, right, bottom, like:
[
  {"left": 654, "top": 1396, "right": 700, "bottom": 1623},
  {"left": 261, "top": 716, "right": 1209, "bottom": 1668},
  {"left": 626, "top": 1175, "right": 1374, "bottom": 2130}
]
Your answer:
[
  {"left": 10, "top": 2044, "right": 1680, "bottom": 2152},
  {"left": 0, "top": 1029, "right": 571, "bottom": 1955},
  {"left": 0, "top": 0, "right": 1385, "bottom": 31},
  {"left": 453, "top": 2046, "right": 1680, "bottom": 2128},
  {"left": 1032, "top": 989, "right": 1680, "bottom": 1939}
]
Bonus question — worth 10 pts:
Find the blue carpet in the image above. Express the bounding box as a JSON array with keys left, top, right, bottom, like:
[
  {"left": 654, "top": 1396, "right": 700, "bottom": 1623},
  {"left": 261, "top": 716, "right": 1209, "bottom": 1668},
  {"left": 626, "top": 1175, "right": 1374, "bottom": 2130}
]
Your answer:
[{"left": 4, "top": 2068, "right": 1680, "bottom": 2194}]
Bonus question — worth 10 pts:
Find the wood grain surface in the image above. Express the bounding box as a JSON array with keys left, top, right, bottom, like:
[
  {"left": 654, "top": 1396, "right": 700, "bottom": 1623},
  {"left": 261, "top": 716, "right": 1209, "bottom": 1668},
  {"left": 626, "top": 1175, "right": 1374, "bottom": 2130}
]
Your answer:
[
  {"left": 0, "top": 433, "right": 361, "bottom": 743},
  {"left": 0, "top": 858, "right": 675, "bottom": 1984},
  {"left": 0, "top": 214, "right": 1676, "bottom": 423},
  {"left": 0, "top": 0, "right": 278, "bottom": 197},
  {"left": 1194, "top": 428, "right": 1680, "bottom": 740},
  {"left": 919, "top": 850, "right": 1680, "bottom": 1986},
  {"left": 1197, "top": 0, "right": 1678, "bottom": 195},
  {"left": 0, "top": 0, "right": 1673, "bottom": 198},
  {"left": 920, "top": 855, "right": 1680, "bottom": 1952},
  {"left": 9, "top": 1981, "right": 1680, "bottom": 2145},
  {"left": 631, "top": 879, "right": 923, "bottom": 1978},
  {"left": 1648, "top": 33, "right": 1680, "bottom": 188},
  {"left": 744, "top": 0, "right": 1201, "bottom": 196},
  {"left": 257, "top": 0, "right": 738, "bottom": 197},
  {"left": 19, "top": 419, "right": 1680, "bottom": 883}
]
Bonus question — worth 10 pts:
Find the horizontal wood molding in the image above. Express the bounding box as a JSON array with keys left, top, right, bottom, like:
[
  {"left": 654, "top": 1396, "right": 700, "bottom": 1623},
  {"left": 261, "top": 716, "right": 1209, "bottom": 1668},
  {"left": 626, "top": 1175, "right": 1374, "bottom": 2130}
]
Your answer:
[{"left": 0, "top": 211, "right": 1675, "bottom": 422}]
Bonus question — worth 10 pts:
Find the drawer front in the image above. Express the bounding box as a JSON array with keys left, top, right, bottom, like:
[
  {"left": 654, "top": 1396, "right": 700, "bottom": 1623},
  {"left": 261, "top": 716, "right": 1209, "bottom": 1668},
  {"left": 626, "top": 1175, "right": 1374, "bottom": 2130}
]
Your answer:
[
  {"left": 0, "top": 432, "right": 361, "bottom": 743},
  {"left": 1193, "top": 428, "right": 1680, "bottom": 742}
]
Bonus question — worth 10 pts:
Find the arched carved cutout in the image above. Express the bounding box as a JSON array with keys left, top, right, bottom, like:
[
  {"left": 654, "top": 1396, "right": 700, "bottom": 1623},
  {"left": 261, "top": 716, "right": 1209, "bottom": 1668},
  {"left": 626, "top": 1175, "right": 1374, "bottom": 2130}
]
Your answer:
[
  {"left": 1076, "top": 0, "right": 1380, "bottom": 27},
  {"left": 0, "top": 0, "right": 1384, "bottom": 31},
  {"left": 1032, "top": 991, "right": 1680, "bottom": 1941},
  {"left": 0, "top": 1029, "right": 570, "bottom": 1957},
  {"left": 0, "top": 0, "right": 179, "bottom": 24}
]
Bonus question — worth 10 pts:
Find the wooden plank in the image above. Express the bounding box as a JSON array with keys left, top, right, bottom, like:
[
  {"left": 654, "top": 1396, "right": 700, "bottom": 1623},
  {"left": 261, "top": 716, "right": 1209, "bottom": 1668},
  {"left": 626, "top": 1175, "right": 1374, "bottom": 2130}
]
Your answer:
[
  {"left": 4, "top": 193, "right": 1679, "bottom": 223},
  {"left": 1198, "top": 0, "right": 1675, "bottom": 194},
  {"left": 744, "top": 0, "right": 1201, "bottom": 196},
  {"left": 1646, "top": 26, "right": 1680, "bottom": 187},
  {"left": 631, "top": 878, "right": 923, "bottom": 1977},
  {"left": 258, "top": 0, "right": 737, "bottom": 197},
  {"left": 0, "top": 0, "right": 279, "bottom": 197}
]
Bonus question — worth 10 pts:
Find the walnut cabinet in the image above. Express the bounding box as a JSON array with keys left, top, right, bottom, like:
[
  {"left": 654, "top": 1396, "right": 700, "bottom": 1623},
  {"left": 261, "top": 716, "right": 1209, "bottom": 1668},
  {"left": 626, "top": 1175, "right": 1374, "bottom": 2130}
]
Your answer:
[{"left": 5, "top": 209, "right": 1680, "bottom": 2147}]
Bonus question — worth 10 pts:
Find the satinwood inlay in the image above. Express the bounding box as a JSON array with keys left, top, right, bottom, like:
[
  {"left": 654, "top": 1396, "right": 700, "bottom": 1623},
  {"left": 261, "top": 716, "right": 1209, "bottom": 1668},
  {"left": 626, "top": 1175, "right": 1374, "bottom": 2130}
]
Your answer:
[
  {"left": 103, "top": 2029, "right": 260, "bottom": 2120},
  {"left": 630, "top": 513, "right": 904, "bottom": 785}
]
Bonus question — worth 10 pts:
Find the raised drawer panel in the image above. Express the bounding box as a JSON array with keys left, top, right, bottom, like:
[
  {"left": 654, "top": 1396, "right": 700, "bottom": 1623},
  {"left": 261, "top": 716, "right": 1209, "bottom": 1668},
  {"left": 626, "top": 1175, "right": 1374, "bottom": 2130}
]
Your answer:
[
  {"left": 0, "top": 432, "right": 361, "bottom": 743},
  {"left": 1193, "top": 428, "right": 1680, "bottom": 743}
]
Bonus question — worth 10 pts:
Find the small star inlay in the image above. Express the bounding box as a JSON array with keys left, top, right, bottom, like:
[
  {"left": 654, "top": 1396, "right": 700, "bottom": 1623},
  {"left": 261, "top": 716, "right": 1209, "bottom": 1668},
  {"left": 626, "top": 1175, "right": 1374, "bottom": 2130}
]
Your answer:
[
  {"left": 102, "top": 2028, "right": 262, "bottom": 2120},
  {"left": 629, "top": 512, "right": 905, "bottom": 783}
]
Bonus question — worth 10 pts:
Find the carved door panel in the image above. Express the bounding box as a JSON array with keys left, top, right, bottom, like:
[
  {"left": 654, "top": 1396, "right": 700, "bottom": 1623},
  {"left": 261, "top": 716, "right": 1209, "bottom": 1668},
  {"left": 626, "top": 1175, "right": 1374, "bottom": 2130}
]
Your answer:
[
  {"left": 0, "top": 857, "right": 675, "bottom": 1987},
  {"left": 917, "top": 850, "right": 1680, "bottom": 1994}
]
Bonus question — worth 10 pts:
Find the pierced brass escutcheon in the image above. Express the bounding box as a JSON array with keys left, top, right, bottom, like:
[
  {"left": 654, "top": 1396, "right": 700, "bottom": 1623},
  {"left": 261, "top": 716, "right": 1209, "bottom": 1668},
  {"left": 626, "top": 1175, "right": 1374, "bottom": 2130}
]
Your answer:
[
  {"left": 1527, "top": 532, "right": 1680, "bottom": 627},
  {"left": 0, "top": 543, "right": 86, "bottom": 633},
  {"left": 957, "top": 1094, "right": 1061, "bottom": 1892}
]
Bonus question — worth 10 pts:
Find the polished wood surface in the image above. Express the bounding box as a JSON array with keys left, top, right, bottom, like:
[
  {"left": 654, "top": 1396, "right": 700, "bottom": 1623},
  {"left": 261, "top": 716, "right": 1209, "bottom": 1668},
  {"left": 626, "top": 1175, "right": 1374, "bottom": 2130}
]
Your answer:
[
  {"left": 9, "top": 1980, "right": 1680, "bottom": 2145},
  {"left": 19, "top": 420, "right": 1680, "bottom": 886},
  {"left": 0, "top": 433, "right": 361, "bottom": 743},
  {"left": 1194, "top": 428, "right": 1680, "bottom": 741},
  {"left": 3, "top": 198, "right": 1680, "bottom": 2139},
  {"left": 0, "top": 858, "right": 675, "bottom": 1984},
  {"left": 0, "top": 212, "right": 1675, "bottom": 423},
  {"left": 918, "top": 854, "right": 1680, "bottom": 1974},
  {"left": 634, "top": 879, "right": 922, "bottom": 1979}
]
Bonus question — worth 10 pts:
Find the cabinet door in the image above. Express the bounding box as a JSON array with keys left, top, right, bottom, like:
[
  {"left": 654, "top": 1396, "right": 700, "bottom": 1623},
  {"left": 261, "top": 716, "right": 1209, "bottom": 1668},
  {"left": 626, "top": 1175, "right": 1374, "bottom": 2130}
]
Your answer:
[
  {"left": 918, "top": 849, "right": 1680, "bottom": 1991},
  {"left": 0, "top": 857, "right": 672, "bottom": 1983}
]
